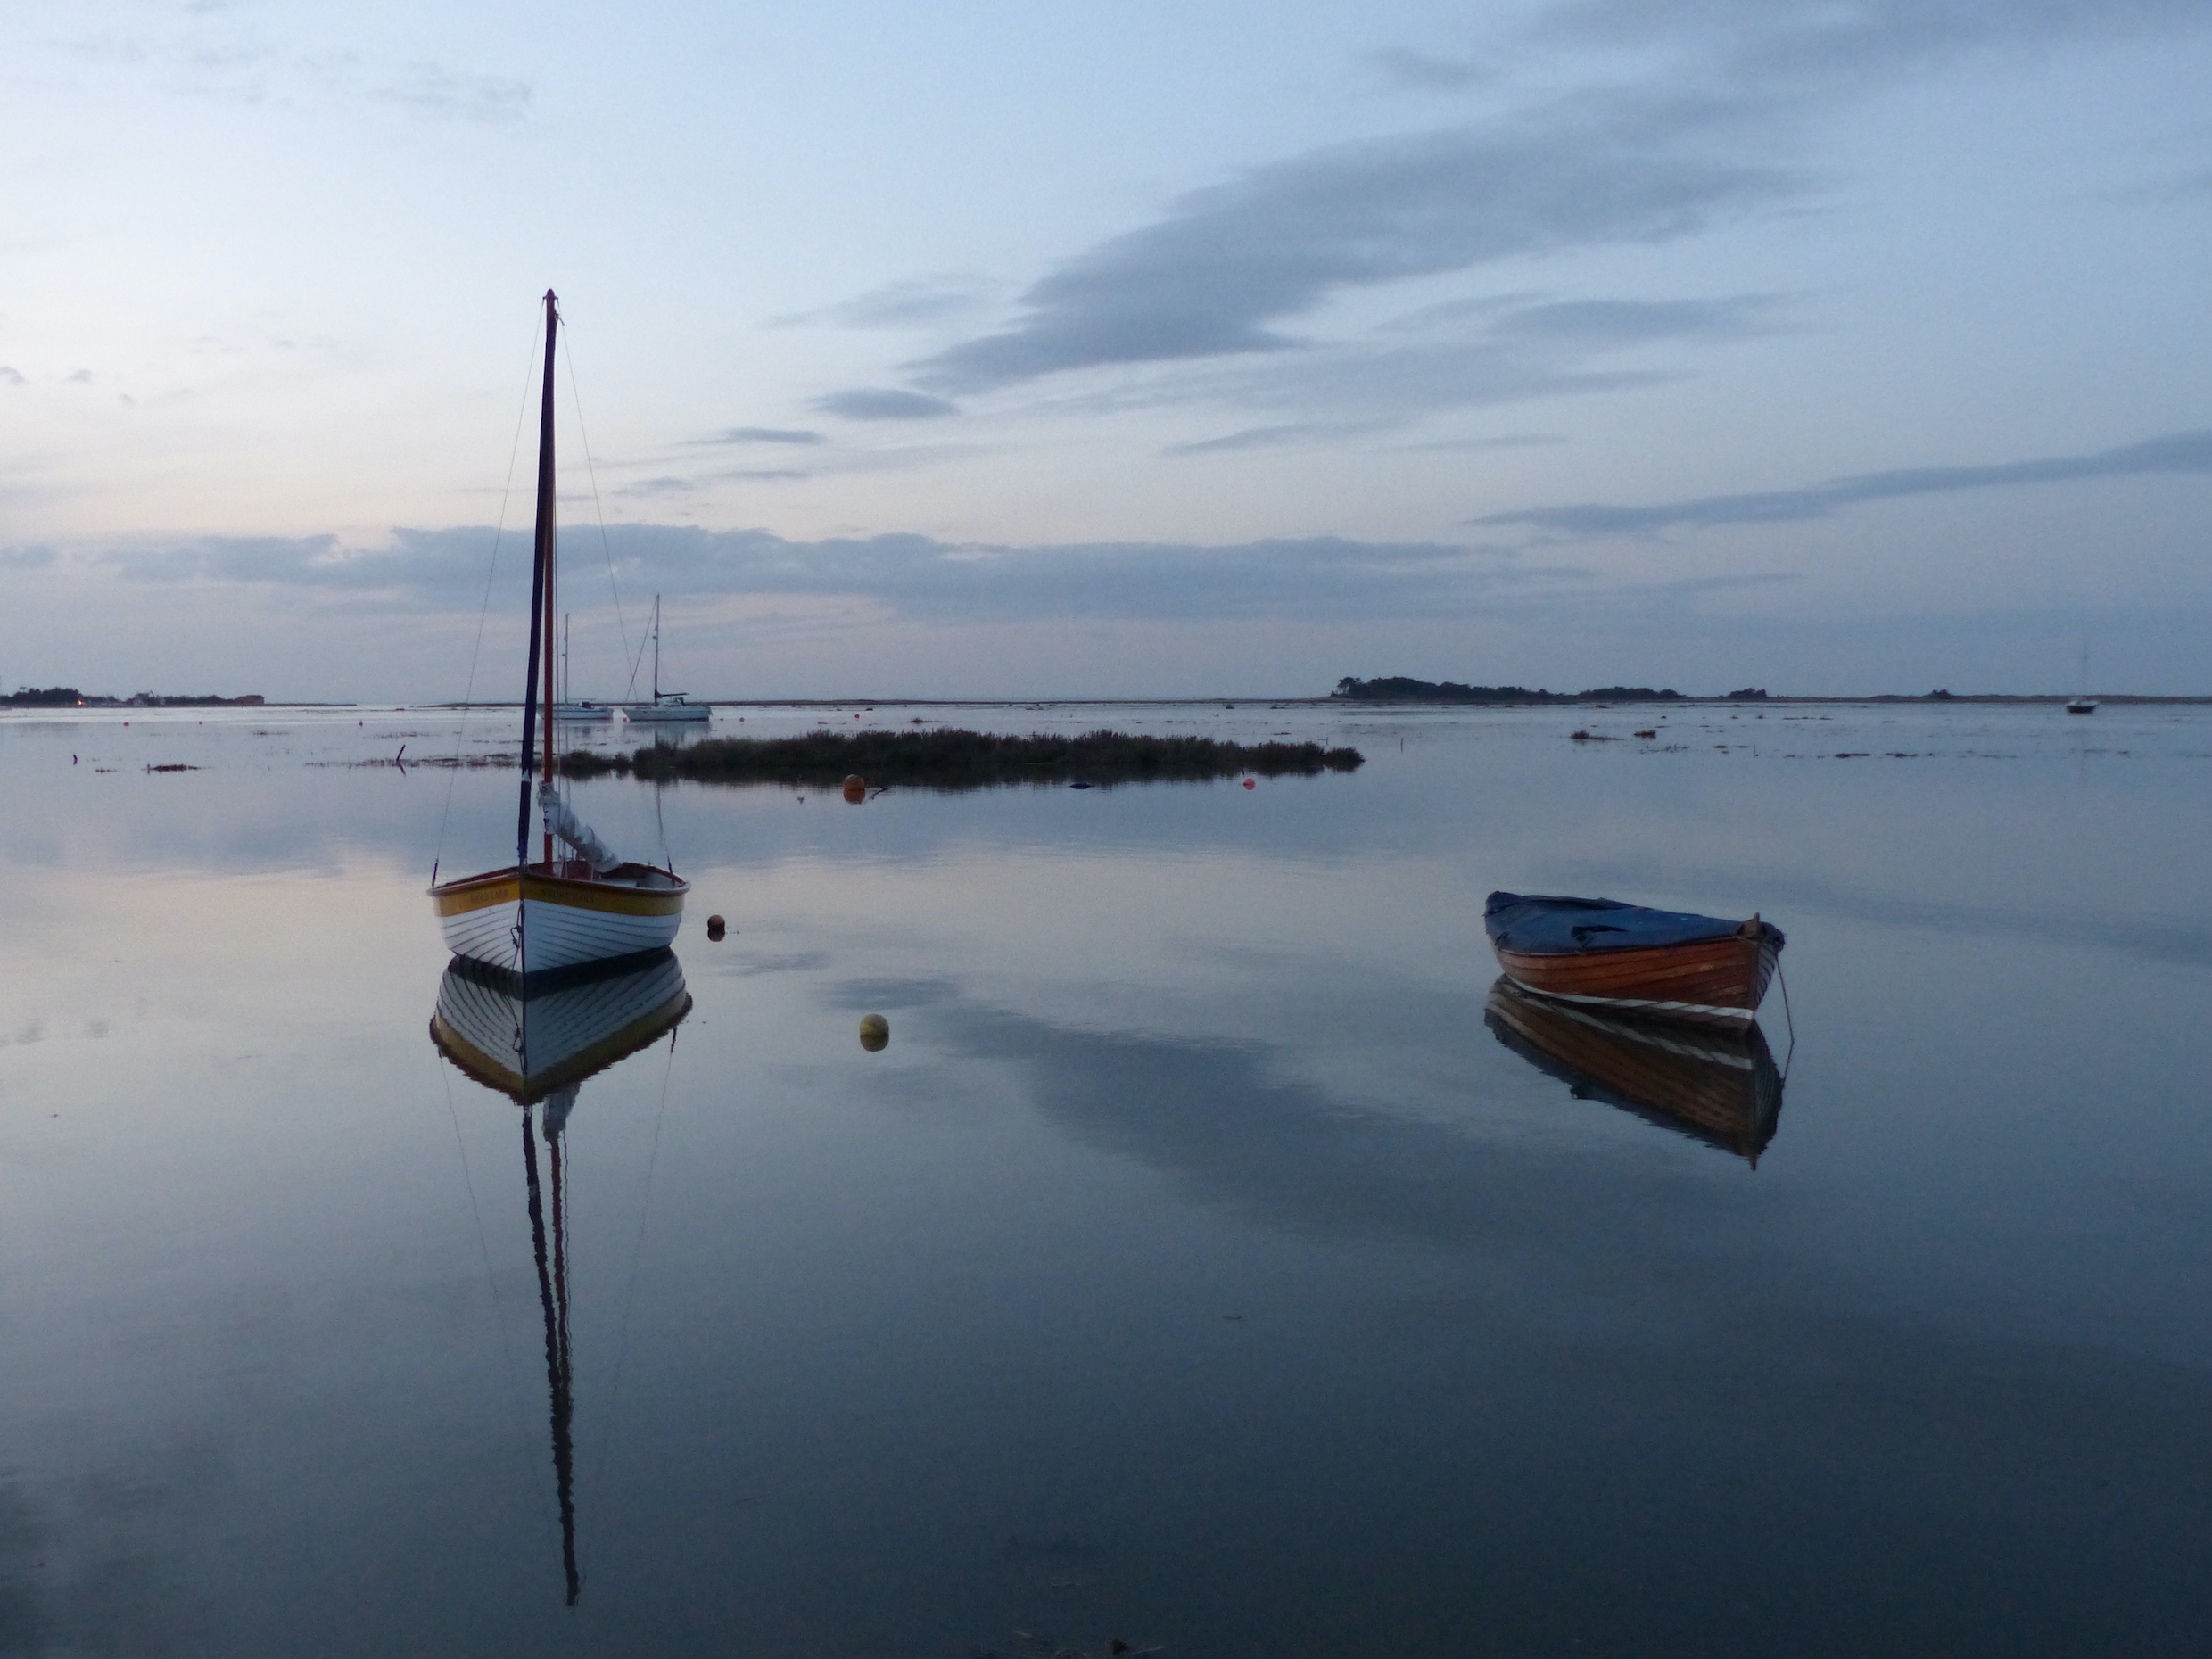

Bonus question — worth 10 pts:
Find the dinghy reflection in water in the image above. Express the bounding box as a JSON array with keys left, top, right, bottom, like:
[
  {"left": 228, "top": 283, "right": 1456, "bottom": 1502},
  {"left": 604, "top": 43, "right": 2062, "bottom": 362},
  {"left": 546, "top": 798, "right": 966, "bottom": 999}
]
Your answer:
[
  {"left": 429, "top": 947, "right": 692, "bottom": 1605},
  {"left": 1485, "top": 978, "right": 1784, "bottom": 1164}
]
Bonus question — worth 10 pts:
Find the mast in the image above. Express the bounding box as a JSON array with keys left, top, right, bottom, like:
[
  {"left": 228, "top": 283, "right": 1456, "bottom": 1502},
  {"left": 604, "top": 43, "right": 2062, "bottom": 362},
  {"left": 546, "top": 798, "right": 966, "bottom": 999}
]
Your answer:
[
  {"left": 517, "top": 290, "right": 559, "bottom": 866},
  {"left": 651, "top": 597, "right": 662, "bottom": 703},
  {"left": 522, "top": 1102, "right": 582, "bottom": 1605}
]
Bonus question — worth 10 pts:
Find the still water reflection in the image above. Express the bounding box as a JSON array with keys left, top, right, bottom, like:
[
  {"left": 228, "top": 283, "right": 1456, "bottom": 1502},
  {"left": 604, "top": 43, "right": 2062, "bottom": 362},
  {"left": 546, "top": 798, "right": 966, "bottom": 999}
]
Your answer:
[
  {"left": 2, "top": 701, "right": 2209, "bottom": 1655},
  {"left": 430, "top": 950, "right": 693, "bottom": 1606},
  {"left": 1485, "top": 977, "right": 1786, "bottom": 1163}
]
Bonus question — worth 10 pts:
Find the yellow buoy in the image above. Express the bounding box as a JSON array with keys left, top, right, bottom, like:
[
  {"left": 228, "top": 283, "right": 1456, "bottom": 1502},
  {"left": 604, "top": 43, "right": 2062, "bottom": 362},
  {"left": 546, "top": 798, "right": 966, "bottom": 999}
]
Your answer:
[{"left": 858, "top": 1013, "right": 889, "bottom": 1052}]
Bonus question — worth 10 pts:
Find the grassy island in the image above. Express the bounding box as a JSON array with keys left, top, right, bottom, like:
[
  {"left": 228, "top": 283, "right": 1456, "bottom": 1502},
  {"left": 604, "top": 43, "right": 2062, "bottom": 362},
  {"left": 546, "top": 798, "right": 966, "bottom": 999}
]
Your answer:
[{"left": 557, "top": 728, "right": 1364, "bottom": 788}]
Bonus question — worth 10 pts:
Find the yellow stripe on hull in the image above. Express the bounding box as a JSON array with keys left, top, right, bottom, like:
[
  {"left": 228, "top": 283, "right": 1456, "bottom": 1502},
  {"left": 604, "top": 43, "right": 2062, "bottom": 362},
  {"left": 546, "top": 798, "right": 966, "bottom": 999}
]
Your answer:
[{"left": 430, "top": 863, "right": 688, "bottom": 973}]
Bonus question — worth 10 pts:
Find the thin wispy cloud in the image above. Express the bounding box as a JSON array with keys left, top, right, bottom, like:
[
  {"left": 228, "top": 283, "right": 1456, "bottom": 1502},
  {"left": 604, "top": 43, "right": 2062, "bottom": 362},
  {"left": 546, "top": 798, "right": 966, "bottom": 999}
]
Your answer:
[
  {"left": 910, "top": 107, "right": 1795, "bottom": 395},
  {"left": 692, "top": 427, "right": 824, "bottom": 447},
  {"left": 769, "top": 274, "right": 1002, "bottom": 330},
  {"left": 1475, "top": 429, "right": 2212, "bottom": 538},
  {"left": 813, "top": 388, "right": 960, "bottom": 421},
  {"left": 367, "top": 62, "right": 530, "bottom": 122},
  {"left": 1367, "top": 47, "right": 1493, "bottom": 92},
  {"left": 102, "top": 526, "right": 1575, "bottom": 624},
  {"left": 1077, "top": 291, "right": 1778, "bottom": 442},
  {"left": 49, "top": 20, "right": 530, "bottom": 123}
]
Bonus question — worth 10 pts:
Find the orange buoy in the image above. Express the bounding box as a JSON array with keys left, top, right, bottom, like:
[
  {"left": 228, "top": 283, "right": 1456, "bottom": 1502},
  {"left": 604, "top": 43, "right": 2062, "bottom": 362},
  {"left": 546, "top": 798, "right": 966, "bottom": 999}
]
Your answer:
[
  {"left": 706, "top": 913, "right": 727, "bottom": 940},
  {"left": 842, "top": 774, "right": 866, "bottom": 804}
]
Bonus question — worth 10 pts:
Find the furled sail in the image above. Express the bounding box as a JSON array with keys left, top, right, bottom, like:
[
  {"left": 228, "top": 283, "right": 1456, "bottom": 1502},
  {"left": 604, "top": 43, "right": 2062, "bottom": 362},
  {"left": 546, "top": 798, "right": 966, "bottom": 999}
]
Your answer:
[{"left": 539, "top": 782, "right": 622, "bottom": 873}]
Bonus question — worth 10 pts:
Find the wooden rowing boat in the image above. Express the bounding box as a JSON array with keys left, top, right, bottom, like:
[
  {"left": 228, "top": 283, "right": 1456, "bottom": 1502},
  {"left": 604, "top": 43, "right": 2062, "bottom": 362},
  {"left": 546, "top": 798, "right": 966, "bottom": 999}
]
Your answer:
[
  {"left": 1484, "top": 978, "right": 1783, "bottom": 1163},
  {"left": 1484, "top": 890, "right": 1783, "bottom": 1028}
]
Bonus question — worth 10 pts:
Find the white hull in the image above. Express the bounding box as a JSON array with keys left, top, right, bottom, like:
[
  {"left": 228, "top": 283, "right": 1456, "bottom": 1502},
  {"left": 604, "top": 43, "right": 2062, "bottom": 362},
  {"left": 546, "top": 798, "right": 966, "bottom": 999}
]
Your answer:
[
  {"left": 432, "top": 949, "right": 691, "bottom": 1102},
  {"left": 438, "top": 896, "right": 680, "bottom": 973},
  {"left": 432, "top": 862, "right": 689, "bottom": 976},
  {"left": 624, "top": 705, "right": 709, "bottom": 723}
]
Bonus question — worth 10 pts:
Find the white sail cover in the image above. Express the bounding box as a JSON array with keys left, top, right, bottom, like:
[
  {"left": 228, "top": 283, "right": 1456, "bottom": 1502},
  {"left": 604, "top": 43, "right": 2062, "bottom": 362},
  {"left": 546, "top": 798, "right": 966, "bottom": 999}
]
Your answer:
[{"left": 539, "top": 782, "right": 622, "bottom": 873}]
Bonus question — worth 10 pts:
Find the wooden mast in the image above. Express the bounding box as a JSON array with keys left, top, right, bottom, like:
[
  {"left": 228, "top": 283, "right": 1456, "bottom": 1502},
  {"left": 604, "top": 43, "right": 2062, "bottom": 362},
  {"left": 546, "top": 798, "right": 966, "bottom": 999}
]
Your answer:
[
  {"left": 516, "top": 290, "right": 558, "bottom": 868},
  {"left": 541, "top": 302, "right": 559, "bottom": 868}
]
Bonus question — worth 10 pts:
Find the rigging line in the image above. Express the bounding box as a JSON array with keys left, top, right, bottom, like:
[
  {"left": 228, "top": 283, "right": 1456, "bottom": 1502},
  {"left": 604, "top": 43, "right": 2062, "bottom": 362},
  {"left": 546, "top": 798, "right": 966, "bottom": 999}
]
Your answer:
[
  {"left": 590, "top": 1024, "right": 681, "bottom": 1510},
  {"left": 434, "top": 311, "right": 543, "bottom": 876},
  {"left": 1776, "top": 956, "right": 1797, "bottom": 1081},
  {"left": 558, "top": 324, "right": 634, "bottom": 699},
  {"left": 437, "top": 1052, "right": 539, "bottom": 1473}
]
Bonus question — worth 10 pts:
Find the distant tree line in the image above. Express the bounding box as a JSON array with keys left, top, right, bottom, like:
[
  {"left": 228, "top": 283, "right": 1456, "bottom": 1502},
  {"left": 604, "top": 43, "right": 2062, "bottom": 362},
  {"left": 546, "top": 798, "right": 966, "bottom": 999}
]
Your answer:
[
  {"left": 3, "top": 687, "right": 264, "bottom": 707},
  {"left": 1332, "top": 676, "right": 1688, "bottom": 704}
]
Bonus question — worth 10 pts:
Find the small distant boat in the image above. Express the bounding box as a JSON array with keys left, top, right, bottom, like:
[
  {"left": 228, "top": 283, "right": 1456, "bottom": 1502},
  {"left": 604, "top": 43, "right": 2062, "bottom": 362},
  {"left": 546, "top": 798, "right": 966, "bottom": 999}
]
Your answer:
[
  {"left": 1485, "top": 890, "right": 1783, "bottom": 1028},
  {"left": 2066, "top": 647, "right": 2097, "bottom": 714},
  {"left": 623, "top": 597, "right": 709, "bottom": 724},
  {"left": 553, "top": 615, "right": 614, "bottom": 722},
  {"left": 429, "top": 292, "right": 689, "bottom": 977},
  {"left": 1484, "top": 978, "right": 1783, "bottom": 1163}
]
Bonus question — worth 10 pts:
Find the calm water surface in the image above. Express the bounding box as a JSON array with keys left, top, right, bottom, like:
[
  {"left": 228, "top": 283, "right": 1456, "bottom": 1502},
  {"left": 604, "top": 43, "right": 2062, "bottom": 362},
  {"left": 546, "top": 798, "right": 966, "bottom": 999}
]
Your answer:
[{"left": 2, "top": 700, "right": 2208, "bottom": 1655}]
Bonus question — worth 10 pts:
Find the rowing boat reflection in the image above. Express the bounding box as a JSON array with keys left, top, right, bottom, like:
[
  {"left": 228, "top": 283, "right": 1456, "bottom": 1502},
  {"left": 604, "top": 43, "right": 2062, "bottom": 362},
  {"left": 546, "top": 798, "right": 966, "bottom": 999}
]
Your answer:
[
  {"left": 429, "top": 947, "right": 692, "bottom": 1604},
  {"left": 1484, "top": 977, "right": 1784, "bottom": 1164}
]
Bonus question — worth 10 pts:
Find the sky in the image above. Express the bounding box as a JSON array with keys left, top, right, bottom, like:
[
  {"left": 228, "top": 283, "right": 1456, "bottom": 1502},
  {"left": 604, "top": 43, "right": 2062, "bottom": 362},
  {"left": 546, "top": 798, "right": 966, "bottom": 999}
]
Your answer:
[{"left": 2, "top": 0, "right": 2209, "bottom": 701}]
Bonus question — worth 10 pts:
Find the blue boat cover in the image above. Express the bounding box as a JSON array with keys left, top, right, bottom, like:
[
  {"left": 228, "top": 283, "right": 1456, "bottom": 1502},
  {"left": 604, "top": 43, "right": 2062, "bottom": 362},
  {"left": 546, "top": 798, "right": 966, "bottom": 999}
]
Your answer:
[{"left": 1485, "top": 891, "right": 1779, "bottom": 955}]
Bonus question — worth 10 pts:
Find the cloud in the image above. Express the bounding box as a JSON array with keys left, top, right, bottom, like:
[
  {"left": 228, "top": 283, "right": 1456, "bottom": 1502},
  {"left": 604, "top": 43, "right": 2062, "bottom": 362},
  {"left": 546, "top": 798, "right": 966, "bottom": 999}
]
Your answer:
[
  {"left": 367, "top": 62, "right": 530, "bottom": 121},
  {"left": 1474, "top": 429, "right": 2212, "bottom": 537},
  {"left": 0, "top": 367, "right": 23, "bottom": 386},
  {"left": 1162, "top": 422, "right": 1387, "bottom": 457},
  {"left": 1368, "top": 47, "right": 1494, "bottom": 91},
  {"left": 875, "top": 1, "right": 2210, "bottom": 413},
  {"left": 769, "top": 274, "right": 1002, "bottom": 330},
  {"left": 101, "top": 525, "right": 1568, "bottom": 623},
  {"left": 692, "top": 427, "right": 824, "bottom": 446},
  {"left": 1081, "top": 290, "right": 1772, "bottom": 438},
  {"left": 1542, "top": 0, "right": 2212, "bottom": 88},
  {"left": 0, "top": 546, "right": 57, "bottom": 571},
  {"left": 812, "top": 388, "right": 961, "bottom": 421},
  {"left": 910, "top": 106, "right": 1797, "bottom": 395}
]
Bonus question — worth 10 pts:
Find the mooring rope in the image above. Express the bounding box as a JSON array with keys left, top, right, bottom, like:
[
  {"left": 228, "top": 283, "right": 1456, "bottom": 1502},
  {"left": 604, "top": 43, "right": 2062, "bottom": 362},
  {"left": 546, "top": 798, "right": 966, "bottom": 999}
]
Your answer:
[{"left": 1775, "top": 954, "right": 1798, "bottom": 1079}]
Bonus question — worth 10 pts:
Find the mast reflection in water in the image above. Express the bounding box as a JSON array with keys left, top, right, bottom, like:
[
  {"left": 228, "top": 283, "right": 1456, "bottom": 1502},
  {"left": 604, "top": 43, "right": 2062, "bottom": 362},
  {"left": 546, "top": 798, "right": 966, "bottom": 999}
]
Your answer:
[
  {"left": 429, "top": 947, "right": 693, "bottom": 1604},
  {"left": 1484, "top": 977, "right": 1785, "bottom": 1164}
]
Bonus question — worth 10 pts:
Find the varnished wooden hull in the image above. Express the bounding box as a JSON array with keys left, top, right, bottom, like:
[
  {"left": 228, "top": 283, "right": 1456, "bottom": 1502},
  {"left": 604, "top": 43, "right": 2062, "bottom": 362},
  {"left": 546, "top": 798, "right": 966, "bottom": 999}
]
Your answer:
[
  {"left": 1485, "top": 978, "right": 1783, "bottom": 1163},
  {"left": 1491, "top": 926, "right": 1779, "bottom": 1028}
]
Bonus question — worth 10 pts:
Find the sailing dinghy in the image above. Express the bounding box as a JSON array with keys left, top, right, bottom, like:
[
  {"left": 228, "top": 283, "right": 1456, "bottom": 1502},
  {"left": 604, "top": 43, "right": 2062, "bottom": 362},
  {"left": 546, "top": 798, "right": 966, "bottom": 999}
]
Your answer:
[{"left": 430, "top": 291, "right": 689, "bottom": 977}]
